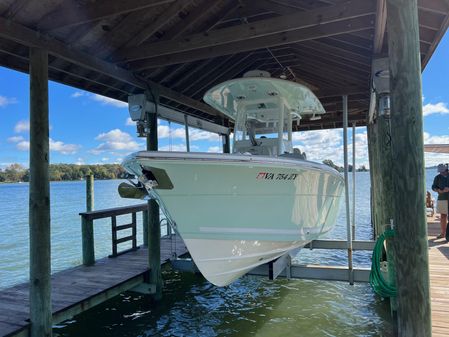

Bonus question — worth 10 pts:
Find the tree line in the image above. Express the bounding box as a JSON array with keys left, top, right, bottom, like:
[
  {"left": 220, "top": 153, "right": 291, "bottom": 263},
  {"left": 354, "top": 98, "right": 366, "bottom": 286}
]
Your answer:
[
  {"left": 322, "top": 159, "right": 368, "bottom": 172},
  {"left": 0, "top": 163, "right": 126, "bottom": 183}
]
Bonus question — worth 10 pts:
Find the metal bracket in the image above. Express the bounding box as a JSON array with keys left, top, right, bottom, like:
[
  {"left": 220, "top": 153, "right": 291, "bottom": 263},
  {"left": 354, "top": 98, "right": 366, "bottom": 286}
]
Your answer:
[{"left": 269, "top": 254, "right": 291, "bottom": 280}]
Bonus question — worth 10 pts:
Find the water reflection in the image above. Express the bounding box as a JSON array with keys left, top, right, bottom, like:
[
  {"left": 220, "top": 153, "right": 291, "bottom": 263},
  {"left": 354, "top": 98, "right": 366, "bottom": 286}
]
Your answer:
[{"left": 54, "top": 269, "right": 394, "bottom": 337}]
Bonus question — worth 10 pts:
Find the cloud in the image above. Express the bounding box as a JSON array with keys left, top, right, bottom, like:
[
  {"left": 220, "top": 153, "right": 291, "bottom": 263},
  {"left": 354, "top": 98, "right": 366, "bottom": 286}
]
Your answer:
[
  {"left": 159, "top": 144, "right": 187, "bottom": 152},
  {"left": 158, "top": 144, "right": 199, "bottom": 152},
  {"left": 0, "top": 96, "right": 17, "bottom": 107},
  {"left": 91, "top": 129, "right": 142, "bottom": 154},
  {"left": 126, "top": 117, "right": 136, "bottom": 126},
  {"left": 75, "top": 158, "right": 85, "bottom": 165},
  {"left": 424, "top": 132, "right": 449, "bottom": 166},
  {"left": 189, "top": 129, "right": 220, "bottom": 142},
  {"left": 423, "top": 102, "right": 449, "bottom": 116},
  {"left": 7, "top": 136, "right": 24, "bottom": 143},
  {"left": 16, "top": 140, "right": 30, "bottom": 151},
  {"left": 207, "top": 146, "right": 221, "bottom": 153},
  {"left": 157, "top": 125, "right": 219, "bottom": 142},
  {"left": 14, "top": 120, "right": 29, "bottom": 133},
  {"left": 12, "top": 136, "right": 80, "bottom": 154},
  {"left": 101, "top": 157, "right": 109, "bottom": 162},
  {"left": 72, "top": 91, "right": 128, "bottom": 108},
  {"left": 91, "top": 94, "right": 127, "bottom": 108},
  {"left": 71, "top": 91, "right": 85, "bottom": 98},
  {"left": 292, "top": 128, "right": 369, "bottom": 167},
  {"left": 50, "top": 139, "right": 80, "bottom": 154},
  {"left": 423, "top": 132, "right": 449, "bottom": 145}
]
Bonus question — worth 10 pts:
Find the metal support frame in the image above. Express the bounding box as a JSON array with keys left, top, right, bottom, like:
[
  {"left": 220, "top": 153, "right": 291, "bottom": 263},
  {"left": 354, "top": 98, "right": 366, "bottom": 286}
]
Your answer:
[
  {"left": 184, "top": 114, "right": 190, "bottom": 152},
  {"left": 343, "top": 95, "right": 354, "bottom": 285},
  {"left": 352, "top": 123, "right": 356, "bottom": 240}
]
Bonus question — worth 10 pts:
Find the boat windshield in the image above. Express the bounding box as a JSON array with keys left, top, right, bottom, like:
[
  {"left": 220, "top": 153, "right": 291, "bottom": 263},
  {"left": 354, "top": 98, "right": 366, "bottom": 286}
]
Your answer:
[{"left": 204, "top": 77, "right": 325, "bottom": 156}]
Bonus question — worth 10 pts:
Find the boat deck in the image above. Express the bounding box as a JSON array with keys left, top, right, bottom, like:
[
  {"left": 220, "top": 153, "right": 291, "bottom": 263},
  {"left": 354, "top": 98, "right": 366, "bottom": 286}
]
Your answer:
[
  {"left": 427, "top": 214, "right": 449, "bottom": 337},
  {"left": 0, "top": 235, "right": 187, "bottom": 337}
]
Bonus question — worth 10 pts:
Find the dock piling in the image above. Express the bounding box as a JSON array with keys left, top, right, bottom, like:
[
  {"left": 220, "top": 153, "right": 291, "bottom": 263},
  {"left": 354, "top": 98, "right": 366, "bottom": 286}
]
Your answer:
[
  {"left": 146, "top": 89, "right": 162, "bottom": 301},
  {"left": 29, "top": 47, "right": 52, "bottom": 337},
  {"left": 386, "top": 0, "right": 431, "bottom": 335},
  {"left": 86, "top": 173, "right": 94, "bottom": 212}
]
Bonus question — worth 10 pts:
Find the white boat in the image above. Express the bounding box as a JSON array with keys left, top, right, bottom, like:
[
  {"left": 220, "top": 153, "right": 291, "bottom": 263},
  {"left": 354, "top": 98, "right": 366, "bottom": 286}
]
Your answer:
[{"left": 120, "top": 71, "right": 345, "bottom": 286}]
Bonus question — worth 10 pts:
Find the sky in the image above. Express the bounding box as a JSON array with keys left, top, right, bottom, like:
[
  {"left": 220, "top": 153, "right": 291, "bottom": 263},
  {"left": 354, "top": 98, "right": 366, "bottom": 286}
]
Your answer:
[{"left": 0, "top": 33, "right": 448, "bottom": 169}]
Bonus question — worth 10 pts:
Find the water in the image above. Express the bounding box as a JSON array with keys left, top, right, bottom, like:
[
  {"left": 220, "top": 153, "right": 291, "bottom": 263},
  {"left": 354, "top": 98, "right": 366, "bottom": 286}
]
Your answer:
[{"left": 0, "top": 170, "right": 438, "bottom": 336}]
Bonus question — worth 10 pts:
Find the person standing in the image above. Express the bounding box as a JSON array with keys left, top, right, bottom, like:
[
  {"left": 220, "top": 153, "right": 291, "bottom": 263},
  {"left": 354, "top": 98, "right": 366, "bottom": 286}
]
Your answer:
[{"left": 432, "top": 163, "right": 449, "bottom": 239}]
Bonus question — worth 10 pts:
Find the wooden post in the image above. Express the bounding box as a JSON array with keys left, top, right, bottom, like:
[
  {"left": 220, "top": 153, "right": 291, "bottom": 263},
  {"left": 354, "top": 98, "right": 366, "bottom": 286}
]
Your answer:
[
  {"left": 81, "top": 216, "right": 95, "bottom": 265},
  {"left": 386, "top": 0, "right": 431, "bottom": 335},
  {"left": 146, "top": 90, "right": 162, "bottom": 301},
  {"left": 29, "top": 47, "right": 52, "bottom": 337},
  {"left": 86, "top": 174, "right": 94, "bottom": 212}
]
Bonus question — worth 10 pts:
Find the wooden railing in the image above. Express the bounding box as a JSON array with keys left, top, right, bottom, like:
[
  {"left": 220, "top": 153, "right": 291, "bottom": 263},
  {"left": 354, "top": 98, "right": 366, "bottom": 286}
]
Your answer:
[{"left": 80, "top": 204, "right": 148, "bottom": 266}]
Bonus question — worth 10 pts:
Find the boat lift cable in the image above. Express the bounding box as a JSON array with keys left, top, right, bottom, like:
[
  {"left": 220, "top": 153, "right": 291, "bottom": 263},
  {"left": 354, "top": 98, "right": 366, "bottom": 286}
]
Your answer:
[
  {"left": 266, "top": 48, "right": 294, "bottom": 80},
  {"left": 369, "top": 228, "right": 397, "bottom": 298}
]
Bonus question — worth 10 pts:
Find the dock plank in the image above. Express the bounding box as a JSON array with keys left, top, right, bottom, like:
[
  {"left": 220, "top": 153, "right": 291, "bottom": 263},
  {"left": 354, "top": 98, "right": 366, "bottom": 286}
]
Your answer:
[
  {"left": 0, "top": 235, "right": 187, "bottom": 337},
  {"left": 427, "top": 215, "right": 449, "bottom": 336}
]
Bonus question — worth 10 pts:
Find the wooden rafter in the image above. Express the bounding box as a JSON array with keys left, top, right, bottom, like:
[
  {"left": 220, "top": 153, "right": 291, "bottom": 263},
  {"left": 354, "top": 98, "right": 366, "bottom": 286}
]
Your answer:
[
  {"left": 127, "top": 15, "right": 375, "bottom": 71},
  {"left": 373, "top": 0, "right": 387, "bottom": 54},
  {"left": 37, "top": 0, "right": 175, "bottom": 31},
  {"left": 0, "top": 16, "right": 219, "bottom": 118},
  {"left": 161, "top": 0, "right": 226, "bottom": 40},
  {"left": 117, "top": 1, "right": 377, "bottom": 62},
  {"left": 422, "top": 12, "right": 449, "bottom": 66},
  {"left": 301, "top": 40, "right": 371, "bottom": 65},
  {"left": 124, "top": 1, "right": 191, "bottom": 47}
]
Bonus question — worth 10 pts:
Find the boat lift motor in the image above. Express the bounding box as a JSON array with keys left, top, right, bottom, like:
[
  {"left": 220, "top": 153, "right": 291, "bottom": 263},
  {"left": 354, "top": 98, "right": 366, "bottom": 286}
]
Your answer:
[{"left": 128, "top": 94, "right": 157, "bottom": 137}]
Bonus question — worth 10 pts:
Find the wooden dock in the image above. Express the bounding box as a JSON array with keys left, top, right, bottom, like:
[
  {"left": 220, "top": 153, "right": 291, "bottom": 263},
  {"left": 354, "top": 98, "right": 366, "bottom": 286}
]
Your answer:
[
  {"left": 0, "top": 235, "right": 187, "bottom": 337},
  {"left": 427, "top": 215, "right": 449, "bottom": 337}
]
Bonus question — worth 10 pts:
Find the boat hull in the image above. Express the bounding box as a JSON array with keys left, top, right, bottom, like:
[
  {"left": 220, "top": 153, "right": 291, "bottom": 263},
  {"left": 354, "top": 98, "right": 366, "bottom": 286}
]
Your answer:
[{"left": 122, "top": 151, "right": 344, "bottom": 286}]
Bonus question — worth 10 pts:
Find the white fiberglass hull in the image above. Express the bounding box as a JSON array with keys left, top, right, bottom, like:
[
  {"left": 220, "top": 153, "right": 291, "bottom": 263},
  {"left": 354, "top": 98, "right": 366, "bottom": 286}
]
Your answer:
[{"left": 122, "top": 151, "right": 344, "bottom": 286}]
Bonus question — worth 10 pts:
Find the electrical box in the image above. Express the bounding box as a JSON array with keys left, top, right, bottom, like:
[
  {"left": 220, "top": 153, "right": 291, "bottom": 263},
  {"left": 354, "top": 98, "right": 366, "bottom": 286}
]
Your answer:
[{"left": 372, "top": 58, "right": 390, "bottom": 94}]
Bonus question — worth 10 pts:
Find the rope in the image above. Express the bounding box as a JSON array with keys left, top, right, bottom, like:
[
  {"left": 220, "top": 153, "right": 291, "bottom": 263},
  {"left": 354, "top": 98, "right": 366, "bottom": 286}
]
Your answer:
[{"left": 369, "top": 228, "right": 397, "bottom": 298}]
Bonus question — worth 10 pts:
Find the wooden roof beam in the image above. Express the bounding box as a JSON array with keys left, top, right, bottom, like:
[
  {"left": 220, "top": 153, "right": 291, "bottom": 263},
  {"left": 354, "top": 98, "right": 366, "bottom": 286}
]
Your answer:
[
  {"left": 422, "top": 13, "right": 449, "bottom": 67},
  {"left": 117, "top": 0, "right": 376, "bottom": 62},
  {"left": 373, "top": 0, "right": 387, "bottom": 54},
  {"left": 124, "top": 1, "right": 191, "bottom": 47},
  {"left": 161, "top": 0, "right": 226, "bottom": 40},
  {"left": 0, "top": 16, "right": 220, "bottom": 118},
  {"left": 300, "top": 40, "right": 371, "bottom": 65},
  {"left": 417, "top": 0, "right": 449, "bottom": 15},
  {"left": 37, "top": 0, "right": 176, "bottom": 31},
  {"left": 127, "top": 15, "right": 375, "bottom": 71}
]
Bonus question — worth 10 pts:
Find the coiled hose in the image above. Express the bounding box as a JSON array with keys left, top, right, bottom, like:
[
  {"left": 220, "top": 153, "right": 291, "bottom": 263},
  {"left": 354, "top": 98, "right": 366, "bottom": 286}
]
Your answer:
[{"left": 369, "top": 228, "right": 397, "bottom": 298}]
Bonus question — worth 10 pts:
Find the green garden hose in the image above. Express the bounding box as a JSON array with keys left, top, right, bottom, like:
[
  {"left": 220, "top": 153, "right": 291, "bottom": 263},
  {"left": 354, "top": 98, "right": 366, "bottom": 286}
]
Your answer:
[{"left": 369, "top": 228, "right": 397, "bottom": 298}]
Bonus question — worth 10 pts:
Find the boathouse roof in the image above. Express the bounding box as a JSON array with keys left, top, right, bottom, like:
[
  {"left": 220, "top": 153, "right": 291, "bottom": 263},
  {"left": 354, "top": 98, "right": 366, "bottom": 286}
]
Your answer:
[{"left": 0, "top": 0, "right": 448, "bottom": 131}]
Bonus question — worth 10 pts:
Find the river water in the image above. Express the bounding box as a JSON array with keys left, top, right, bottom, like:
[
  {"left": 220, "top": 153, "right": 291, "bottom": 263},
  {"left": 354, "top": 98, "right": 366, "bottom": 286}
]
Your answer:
[{"left": 0, "top": 170, "right": 438, "bottom": 336}]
